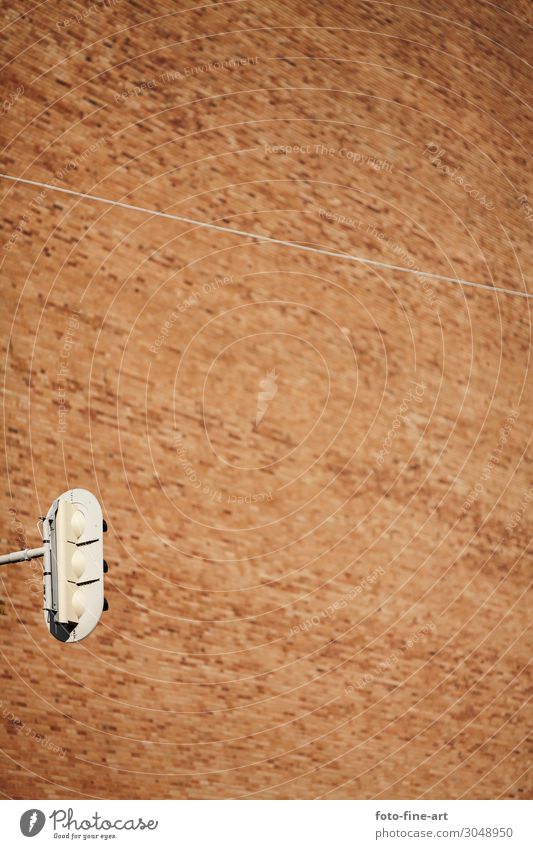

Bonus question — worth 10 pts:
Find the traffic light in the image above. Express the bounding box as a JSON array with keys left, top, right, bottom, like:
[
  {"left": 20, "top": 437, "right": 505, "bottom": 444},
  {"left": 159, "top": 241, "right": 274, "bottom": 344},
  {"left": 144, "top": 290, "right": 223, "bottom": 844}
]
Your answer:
[{"left": 42, "top": 488, "right": 107, "bottom": 643}]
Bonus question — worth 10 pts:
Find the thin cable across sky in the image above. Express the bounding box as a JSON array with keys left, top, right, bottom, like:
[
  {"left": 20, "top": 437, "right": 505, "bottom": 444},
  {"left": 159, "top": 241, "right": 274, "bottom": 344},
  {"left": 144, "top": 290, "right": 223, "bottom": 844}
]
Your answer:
[{"left": 0, "top": 171, "right": 531, "bottom": 301}]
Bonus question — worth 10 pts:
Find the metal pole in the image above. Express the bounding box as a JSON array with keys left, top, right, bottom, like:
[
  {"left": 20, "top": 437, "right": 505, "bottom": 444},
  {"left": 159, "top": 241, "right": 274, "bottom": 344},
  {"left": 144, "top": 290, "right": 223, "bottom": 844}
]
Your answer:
[{"left": 0, "top": 547, "right": 45, "bottom": 565}]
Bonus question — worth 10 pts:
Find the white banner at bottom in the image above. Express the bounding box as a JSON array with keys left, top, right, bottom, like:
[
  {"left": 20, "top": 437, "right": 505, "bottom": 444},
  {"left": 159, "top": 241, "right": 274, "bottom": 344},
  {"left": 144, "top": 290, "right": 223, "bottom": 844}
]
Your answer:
[{"left": 1, "top": 799, "right": 530, "bottom": 848}]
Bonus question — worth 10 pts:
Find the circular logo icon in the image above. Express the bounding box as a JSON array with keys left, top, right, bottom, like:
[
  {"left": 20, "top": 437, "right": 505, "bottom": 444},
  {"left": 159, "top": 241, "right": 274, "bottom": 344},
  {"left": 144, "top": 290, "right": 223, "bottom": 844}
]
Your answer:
[{"left": 20, "top": 809, "right": 46, "bottom": 837}]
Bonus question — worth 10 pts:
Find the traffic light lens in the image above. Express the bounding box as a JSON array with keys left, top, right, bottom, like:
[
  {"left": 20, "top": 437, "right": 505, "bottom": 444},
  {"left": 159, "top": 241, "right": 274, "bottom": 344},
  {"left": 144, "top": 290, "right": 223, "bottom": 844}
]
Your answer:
[
  {"left": 72, "top": 590, "right": 85, "bottom": 618},
  {"left": 71, "top": 550, "right": 86, "bottom": 579},
  {"left": 71, "top": 510, "right": 86, "bottom": 538}
]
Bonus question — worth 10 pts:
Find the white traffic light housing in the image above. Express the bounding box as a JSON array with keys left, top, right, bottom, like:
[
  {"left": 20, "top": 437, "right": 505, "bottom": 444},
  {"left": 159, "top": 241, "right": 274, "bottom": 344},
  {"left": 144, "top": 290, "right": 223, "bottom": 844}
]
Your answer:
[{"left": 43, "top": 488, "right": 107, "bottom": 642}]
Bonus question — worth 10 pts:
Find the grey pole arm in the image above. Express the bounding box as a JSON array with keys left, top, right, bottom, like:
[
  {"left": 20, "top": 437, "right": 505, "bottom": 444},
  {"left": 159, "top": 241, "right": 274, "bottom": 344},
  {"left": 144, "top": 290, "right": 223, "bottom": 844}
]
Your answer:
[{"left": 0, "top": 547, "right": 45, "bottom": 565}]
